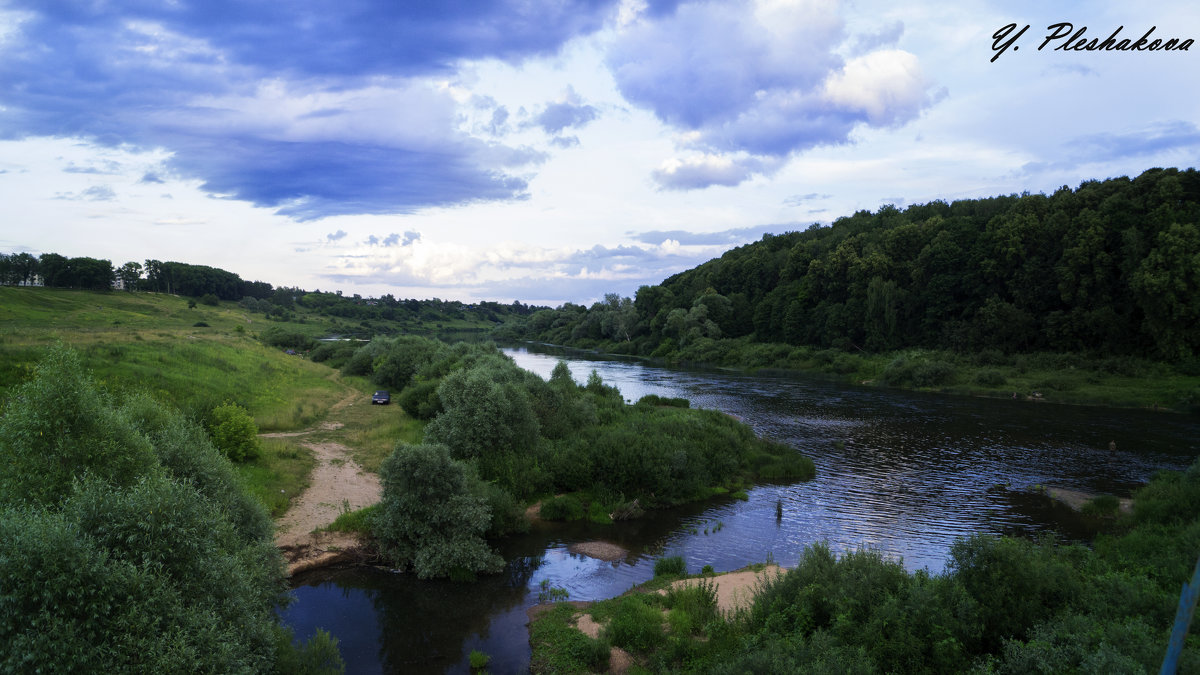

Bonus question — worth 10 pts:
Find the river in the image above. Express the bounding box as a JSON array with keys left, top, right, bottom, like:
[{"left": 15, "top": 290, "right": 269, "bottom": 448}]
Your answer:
[{"left": 281, "top": 344, "right": 1200, "bottom": 674}]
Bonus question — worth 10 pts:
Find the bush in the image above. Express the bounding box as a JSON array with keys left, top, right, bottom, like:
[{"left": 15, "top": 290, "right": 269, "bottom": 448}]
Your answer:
[
  {"left": 468, "top": 649, "right": 490, "bottom": 669},
  {"left": 199, "top": 293, "right": 220, "bottom": 306},
  {"left": 604, "top": 596, "right": 667, "bottom": 653},
  {"left": 398, "top": 378, "right": 443, "bottom": 420},
  {"left": 208, "top": 401, "right": 262, "bottom": 462},
  {"left": 655, "top": 555, "right": 687, "bottom": 577},
  {"left": 539, "top": 494, "right": 585, "bottom": 521},
  {"left": 637, "top": 394, "right": 691, "bottom": 408},
  {"left": 0, "top": 346, "right": 308, "bottom": 673},
  {"left": 260, "top": 326, "right": 316, "bottom": 351},
  {"left": 373, "top": 443, "right": 503, "bottom": 580},
  {"left": 973, "top": 368, "right": 1007, "bottom": 387}
]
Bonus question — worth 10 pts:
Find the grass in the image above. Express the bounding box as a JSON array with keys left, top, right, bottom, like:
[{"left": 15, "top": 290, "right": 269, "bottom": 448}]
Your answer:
[
  {"left": 0, "top": 287, "right": 352, "bottom": 431},
  {"left": 320, "top": 503, "right": 380, "bottom": 535},
  {"left": 233, "top": 437, "right": 316, "bottom": 518},
  {"left": 309, "top": 396, "right": 425, "bottom": 473},
  {"left": 0, "top": 287, "right": 439, "bottom": 520}
]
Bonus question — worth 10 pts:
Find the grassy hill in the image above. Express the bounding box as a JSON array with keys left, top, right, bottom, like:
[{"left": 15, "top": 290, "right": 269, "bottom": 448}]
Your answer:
[{"left": 0, "top": 286, "right": 352, "bottom": 430}]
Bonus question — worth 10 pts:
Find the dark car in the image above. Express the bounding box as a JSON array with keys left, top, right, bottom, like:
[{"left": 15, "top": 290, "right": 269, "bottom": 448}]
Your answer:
[{"left": 372, "top": 390, "right": 390, "bottom": 405}]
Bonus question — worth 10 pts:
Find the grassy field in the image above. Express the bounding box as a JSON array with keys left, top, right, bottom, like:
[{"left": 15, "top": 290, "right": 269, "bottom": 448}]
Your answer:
[
  {"left": 0, "top": 286, "right": 352, "bottom": 429},
  {"left": 0, "top": 286, "right": 428, "bottom": 516}
]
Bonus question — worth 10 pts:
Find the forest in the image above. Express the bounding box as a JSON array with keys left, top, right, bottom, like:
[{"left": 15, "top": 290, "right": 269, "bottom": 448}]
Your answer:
[{"left": 502, "top": 169, "right": 1200, "bottom": 363}]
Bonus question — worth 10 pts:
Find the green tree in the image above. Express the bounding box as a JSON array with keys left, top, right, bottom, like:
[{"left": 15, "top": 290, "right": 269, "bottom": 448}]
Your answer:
[
  {"left": 208, "top": 401, "right": 262, "bottom": 462},
  {"left": 0, "top": 346, "right": 339, "bottom": 673},
  {"left": 117, "top": 260, "right": 143, "bottom": 291},
  {"left": 373, "top": 443, "right": 503, "bottom": 580}
]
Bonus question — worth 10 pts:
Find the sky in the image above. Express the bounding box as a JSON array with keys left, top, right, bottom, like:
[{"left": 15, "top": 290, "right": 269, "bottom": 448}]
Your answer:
[{"left": 1, "top": 0, "right": 1197, "bottom": 306}]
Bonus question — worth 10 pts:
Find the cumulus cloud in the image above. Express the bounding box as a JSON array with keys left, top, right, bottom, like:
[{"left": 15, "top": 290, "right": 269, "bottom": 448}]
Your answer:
[
  {"left": 326, "top": 230, "right": 347, "bottom": 242},
  {"left": 607, "top": 0, "right": 937, "bottom": 188},
  {"left": 0, "top": 0, "right": 612, "bottom": 219}
]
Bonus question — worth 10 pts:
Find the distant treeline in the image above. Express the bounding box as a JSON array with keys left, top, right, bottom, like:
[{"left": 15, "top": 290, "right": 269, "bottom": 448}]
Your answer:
[
  {"left": 502, "top": 168, "right": 1200, "bottom": 360},
  {"left": 0, "top": 253, "right": 541, "bottom": 324}
]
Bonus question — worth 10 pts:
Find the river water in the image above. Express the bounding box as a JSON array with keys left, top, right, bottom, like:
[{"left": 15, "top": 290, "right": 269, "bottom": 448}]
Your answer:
[{"left": 281, "top": 344, "right": 1200, "bottom": 674}]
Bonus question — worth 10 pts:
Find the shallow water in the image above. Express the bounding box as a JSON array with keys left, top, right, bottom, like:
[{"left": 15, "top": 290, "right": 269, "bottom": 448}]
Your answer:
[{"left": 281, "top": 344, "right": 1200, "bottom": 673}]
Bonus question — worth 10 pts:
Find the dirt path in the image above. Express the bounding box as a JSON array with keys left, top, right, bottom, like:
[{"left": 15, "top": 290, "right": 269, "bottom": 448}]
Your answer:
[{"left": 266, "top": 382, "right": 383, "bottom": 575}]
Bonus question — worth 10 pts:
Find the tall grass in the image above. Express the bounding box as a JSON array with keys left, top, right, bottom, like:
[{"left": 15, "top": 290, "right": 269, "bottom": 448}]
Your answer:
[{"left": 232, "top": 437, "right": 316, "bottom": 517}]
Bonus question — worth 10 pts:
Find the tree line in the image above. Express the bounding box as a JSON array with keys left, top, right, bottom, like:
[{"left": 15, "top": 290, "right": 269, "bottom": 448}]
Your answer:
[
  {"left": 0, "top": 251, "right": 543, "bottom": 326},
  {"left": 503, "top": 168, "right": 1200, "bottom": 361}
]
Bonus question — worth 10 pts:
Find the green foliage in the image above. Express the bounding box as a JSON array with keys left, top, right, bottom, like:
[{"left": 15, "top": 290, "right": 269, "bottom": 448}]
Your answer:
[
  {"left": 260, "top": 326, "right": 317, "bottom": 351},
  {"left": 0, "top": 345, "right": 158, "bottom": 506},
  {"left": 529, "top": 603, "right": 610, "bottom": 674},
  {"left": 398, "top": 378, "right": 443, "bottom": 419},
  {"left": 508, "top": 169, "right": 1200, "bottom": 378},
  {"left": 0, "top": 346, "right": 320, "bottom": 673},
  {"left": 468, "top": 649, "right": 491, "bottom": 669},
  {"left": 273, "top": 628, "right": 346, "bottom": 675},
  {"left": 540, "top": 494, "right": 586, "bottom": 521},
  {"left": 605, "top": 596, "right": 667, "bottom": 653},
  {"left": 973, "top": 368, "right": 1007, "bottom": 387},
  {"left": 636, "top": 394, "right": 691, "bottom": 408},
  {"left": 199, "top": 292, "right": 220, "bottom": 306},
  {"left": 1081, "top": 494, "right": 1121, "bottom": 517},
  {"left": 373, "top": 443, "right": 504, "bottom": 580},
  {"left": 209, "top": 400, "right": 262, "bottom": 462},
  {"left": 655, "top": 555, "right": 687, "bottom": 577},
  {"left": 322, "top": 503, "right": 380, "bottom": 535}
]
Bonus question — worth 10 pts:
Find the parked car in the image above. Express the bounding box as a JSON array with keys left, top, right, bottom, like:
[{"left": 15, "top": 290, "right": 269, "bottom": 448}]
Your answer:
[{"left": 372, "top": 390, "right": 390, "bottom": 405}]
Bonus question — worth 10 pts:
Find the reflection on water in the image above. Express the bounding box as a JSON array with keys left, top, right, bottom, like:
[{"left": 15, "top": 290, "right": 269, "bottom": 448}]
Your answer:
[{"left": 281, "top": 343, "right": 1200, "bottom": 673}]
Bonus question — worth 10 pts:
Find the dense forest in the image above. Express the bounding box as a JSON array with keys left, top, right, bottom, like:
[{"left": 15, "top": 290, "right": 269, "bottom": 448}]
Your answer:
[{"left": 503, "top": 169, "right": 1200, "bottom": 362}]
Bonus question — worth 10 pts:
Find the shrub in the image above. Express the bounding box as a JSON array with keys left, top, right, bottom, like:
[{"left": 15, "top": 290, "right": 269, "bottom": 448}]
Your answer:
[
  {"left": 199, "top": 293, "right": 220, "bottom": 306},
  {"left": 539, "top": 494, "right": 585, "bottom": 521},
  {"left": 637, "top": 394, "right": 691, "bottom": 408},
  {"left": 1081, "top": 494, "right": 1121, "bottom": 517},
  {"left": 0, "top": 346, "right": 308, "bottom": 673},
  {"left": 208, "top": 401, "right": 262, "bottom": 462},
  {"left": 373, "top": 443, "right": 503, "bottom": 580},
  {"left": 260, "top": 326, "right": 316, "bottom": 351},
  {"left": 911, "top": 360, "right": 956, "bottom": 387},
  {"left": 193, "top": 321, "right": 209, "bottom": 327},
  {"left": 973, "top": 368, "right": 1007, "bottom": 387},
  {"left": 468, "top": 650, "right": 490, "bottom": 669},
  {"left": 604, "top": 596, "right": 667, "bottom": 653},
  {"left": 398, "top": 378, "right": 443, "bottom": 420},
  {"left": 655, "top": 555, "right": 687, "bottom": 577}
]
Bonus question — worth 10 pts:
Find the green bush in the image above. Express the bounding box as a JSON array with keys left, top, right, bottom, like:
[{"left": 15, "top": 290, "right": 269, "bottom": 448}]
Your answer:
[
  {"left": 209, "top": 401, "right": 262, "bottom": 462},
  {"left": 373, "top": 443, "right": 503, "bottom": 580},
  {"left": 468, "top": 649, "right": 490, "bottom": 669},
  {"left": 539, "top": 494, "right": 585, "bottom": 521},
  {"left": 199, "top": 293, "right": 220, "bottom": 306},
  {"left": 398, "top": 378, "right": 443, "bottom": 420},
  {"left": 260, "top": 326, "right": 316, "bottom": 351},
  {"left": 655, "top": 555, "right": 687, "bottom": 577},
  {"left": 0, "top": 346, "right": 320, "bottom": 673},
  {"left": 637, "top": 394, "right": 691, "bottom": 408},
  {"left": 605, "top": 596, "right": 667, "bottom": 653},
  {"left": 973, "top": 368, "right": 1007, "bottom": 387}
]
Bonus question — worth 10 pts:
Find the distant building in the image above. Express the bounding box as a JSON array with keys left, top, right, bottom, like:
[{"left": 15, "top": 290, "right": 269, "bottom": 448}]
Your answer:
[{"left": 17, "top": 275, "right": 43, "bottom": 287}]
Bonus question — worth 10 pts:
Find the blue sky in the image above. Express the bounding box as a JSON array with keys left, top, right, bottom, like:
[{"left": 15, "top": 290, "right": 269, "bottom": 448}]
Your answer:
[{"left": 1, "top": 0, "right": 1197, "bottom": 305}]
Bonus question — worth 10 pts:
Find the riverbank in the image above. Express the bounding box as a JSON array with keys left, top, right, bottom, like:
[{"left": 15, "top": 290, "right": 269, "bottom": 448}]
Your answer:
[{"left": 500, "top": 338, "right": 1200, "bottom": 413}]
